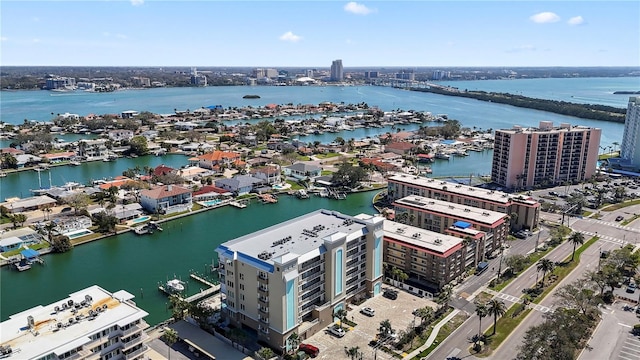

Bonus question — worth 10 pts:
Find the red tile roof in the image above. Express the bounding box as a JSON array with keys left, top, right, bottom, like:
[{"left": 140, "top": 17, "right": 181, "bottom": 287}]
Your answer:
[{"left": 197, "top": 150, "right": 240, "bottom": 162}]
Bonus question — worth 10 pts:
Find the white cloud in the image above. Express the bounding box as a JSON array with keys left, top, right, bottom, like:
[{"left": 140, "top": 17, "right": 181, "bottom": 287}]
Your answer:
[
  {"left": 32, "top": 38, "right": 41, "bottom": 43},
  {"left": 530, "top": 12, "right": 560, "bottom": 24},
  {"left": 567, "top": 16, "right": 585, "bottom": 25},
  {"left": 102, "top": 32, "right": 111, "bottom": 37},
  {"left": 279, "top": 31, "right": 302, "bottom": 43},
  {"left": 116, "top": 34, "right": 128, "bottom": 39},
  {"left": 130, "top": 0, "right": 144, "bottom": 6},
  {"left": 32, "top": 17, "right": 40, "bottom": 22},
  {"left": 506, "top": 45, "right": 536, "bottom": 53},
  {"left": 1, "top": 37, "right": 7, "bottom": 42},
  {"left": 344, "top": 2, "right": 374, "bottom": 15}
]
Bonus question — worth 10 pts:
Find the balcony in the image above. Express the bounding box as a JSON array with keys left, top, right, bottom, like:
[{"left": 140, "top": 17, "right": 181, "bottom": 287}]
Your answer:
[
  {"left": 258, "top": 273, "right": 268, "bottom": 281},
  {"left": 259, "top": 316, "right": 270, "bottom": 324},
  {"left": 258, "top": 286, "right": 269, "bottom": 296},
  {"left": 84, "top": 336, "right": 110, "bottom": 350},
  {"left": 258, "top": 296, "right": 269, "bottom": 305},
  {"left": 124, "top": 345, "right": 149, "bottom": 360},
  {"left": 259, "top": 307, "right": 269, "bottom": 315},
  {"left": 121, "top": 333, "right": 148, "bottom": 352}
]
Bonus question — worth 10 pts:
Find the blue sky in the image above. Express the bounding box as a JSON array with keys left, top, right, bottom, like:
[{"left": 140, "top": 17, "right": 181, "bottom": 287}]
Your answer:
[{"left": 1, "top": 1, "right": 639, "bottom": 67}]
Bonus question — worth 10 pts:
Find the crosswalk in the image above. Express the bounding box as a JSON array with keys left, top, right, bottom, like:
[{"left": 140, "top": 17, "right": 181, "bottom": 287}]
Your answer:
[
  {"left": 482, "top": 288, "right": 552, "bottom": 313},
  {"left": 581, "top": 218, "right": 640, "bottom": 234},
  {"left": 578, "top": 230, "right": 630, "bottom": 246}
]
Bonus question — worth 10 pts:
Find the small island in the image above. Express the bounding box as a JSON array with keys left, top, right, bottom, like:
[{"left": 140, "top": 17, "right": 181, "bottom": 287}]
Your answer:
[{"left": 243, "top": 94, "right": 261, "bottom": 99}]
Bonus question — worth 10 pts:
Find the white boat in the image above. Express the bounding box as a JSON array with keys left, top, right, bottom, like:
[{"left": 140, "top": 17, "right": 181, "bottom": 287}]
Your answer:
[
  {"left": 435, "top": 152, "right": 450, "bottom": 160},
  {"left": 0, "top": 171, "right": 6, "bottom": 177},
  {"left": 295, "top": 189, "right": 310, "bottom": 199},
  {"left": 70, "top": 161, "right": 81, "bottom": 166},
  {"left": 165, "top": 279, "right": 185, "bottom": 293}
]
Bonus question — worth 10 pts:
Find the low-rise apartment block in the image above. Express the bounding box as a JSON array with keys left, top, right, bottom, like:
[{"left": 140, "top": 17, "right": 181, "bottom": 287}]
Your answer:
[
  {"left": 0, "top": 285, "right": 149, "bottom": 360},
  {"left": 215, "top": 210, "right": 384, "bottom": 351},
  {"left": 393, "top": 195, "right": 509, "bottom": 258},
  {"left": 388, "top": 174, "right": 539, "bottom": 231},
  {"left": 384, "top": 221, "right": 480, "bottom": 292}
]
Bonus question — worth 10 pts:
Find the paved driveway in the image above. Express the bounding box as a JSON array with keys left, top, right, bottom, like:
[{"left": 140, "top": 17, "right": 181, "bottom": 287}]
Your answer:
[
  {"left": 579, "top": 301, "right": 640, "bottom": 360},
  {"left": 306, "top": 288, "right": 437, "bottom": 360}
]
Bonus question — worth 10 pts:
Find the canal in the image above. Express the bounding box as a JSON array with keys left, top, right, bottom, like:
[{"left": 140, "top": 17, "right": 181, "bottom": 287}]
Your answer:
[{"left": 0, "top": 191, "right": 378, "bottom": 326}]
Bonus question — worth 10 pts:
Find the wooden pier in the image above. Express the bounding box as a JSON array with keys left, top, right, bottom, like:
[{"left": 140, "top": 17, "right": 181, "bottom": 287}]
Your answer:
[{"left": 158, "top": 273, "right": 220, "bottom": 304}]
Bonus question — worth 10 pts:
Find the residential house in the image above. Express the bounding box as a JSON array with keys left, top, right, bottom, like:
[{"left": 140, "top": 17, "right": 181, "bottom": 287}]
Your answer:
[
  {"left": 52, "top": 216, "right": 93, "bottom": 235},
  {"left": 108, "top": 129, "right": 135, "bottom": 142},
  {"left": 384, "top": 141, "right": 418, "bottom": 156},
  {"left": 196, "top": 150, "right": 241, "bottom": 171},
  {"left": 0, "top": 228, "right": 43, "bottom": 252},
  {"left": 14, "top": 154, "right": 42, "bottom": 168},
  {"left": 214, "top": 175, "right": 264, "bottom": 195},
  {"left": 0, "top": 196, "right": 57, "bottom": 213},
  {"left": 283, "top": 162, "right": 322, "bottom": 180},
  {"left": 139, "top": 185, "right": 192, "bottom": 215},
  {"left": 41, "top": 151, "right": 76, "bottom": 163},
  {"left": 250, "top": 165, "right": 282, "bottom": 185},
  {"left": 78, "top": 139, "right": 109, "bottom": 160}
]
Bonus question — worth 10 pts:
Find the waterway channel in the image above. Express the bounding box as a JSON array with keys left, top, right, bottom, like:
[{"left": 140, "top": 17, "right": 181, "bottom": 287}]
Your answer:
[{"left": 0, "top": 191, "right": 378, "bottom": 325}]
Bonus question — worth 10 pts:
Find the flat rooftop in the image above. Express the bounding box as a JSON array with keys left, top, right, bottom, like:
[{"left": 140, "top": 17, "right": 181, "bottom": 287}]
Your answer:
[
  {"left": 384, "top": 221, "right": 461, "bottom": 255},
  {"left": 394, "top": 196, "right": 507, "bottom": 226},
  {"left": 389, "top": 174, "right": 513, "bottom": 205},
  {"left": 217, "top": 210, "right": 380, "bottom": 268},
  {"left": 0, "top": 285, "right": 148, "bottom": 360}
]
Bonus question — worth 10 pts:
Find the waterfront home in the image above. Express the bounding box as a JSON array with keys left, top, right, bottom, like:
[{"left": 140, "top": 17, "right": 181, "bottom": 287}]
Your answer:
[
  {"left": 0, "top": 228, "right": 44, "bottom": 252},
  {"left": 121, "top": 110, "right": 140, "bottom": 119},
  {"left": 283, "top": 162, "right": 322, "bottom": 180},
  {"left": 384, "top": 141, "right": 419, "bottom": 156},
  {"left": 52, "top": 216, "right": 93, "bottom": 235},
  {"left": 193, "top": 185, "right": 233, "bottom": 201},
  {"left": 250, "top": 165, "right": 281, "bottom": 185},
  {"left": 176, "top": 166, "right": 211, "bottom": 180},
  {"left": 0, "top": 195, "right": 57, "bottom": 213},
  {"left": 153, "top": 164, "right": 175, "bottom": 177},
  {"left": 78, "top": 139, "right": 109, "bottom": 160},
  {"left": 14, "top": 154, "right": 42, "bottom": 168},
  {"left": 1, "top": 147, "right": 24, "bottom": 156},
  {"left": 41, "top": 151, "right": 76, "bottom": 163},
  {"left": 96, "top": 176, "right": 136, "bottom": 190},
  {"left": 196, "top": 150, "right": 241, "bottom": 170},
  {"left": 139, "top": 184, "right": 192, "bottom": 215},
  {"left": 214, "top": 175, "right": 264, "bottom": 196},
  {"left": 108, "top": 203, "right": 145, "bottom": 223},
  {"left": 108, "top": 129, "right": 135, "bottom": 142}
]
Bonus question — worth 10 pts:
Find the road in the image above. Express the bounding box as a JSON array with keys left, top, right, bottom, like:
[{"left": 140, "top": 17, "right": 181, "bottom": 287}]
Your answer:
[{"left": 429, "top": 212, "right": 640, "bottom": 360}]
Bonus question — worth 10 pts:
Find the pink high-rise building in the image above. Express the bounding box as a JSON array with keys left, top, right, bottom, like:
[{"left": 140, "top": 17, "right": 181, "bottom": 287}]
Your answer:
[{"left": 491, "top": 121, "right": 601, "bottom": 189}]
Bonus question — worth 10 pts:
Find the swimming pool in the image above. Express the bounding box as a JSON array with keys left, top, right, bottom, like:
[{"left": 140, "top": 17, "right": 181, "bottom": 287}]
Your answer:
[
  {"left": 131, "top": 216, "right": 151, "bottom": 224},
  {"left": 201, "top": 199, "right": 222, "bottom": 207},
  {"left": 272, "top": 183, "right": 290, "bottom": 190},
  {"left": 65, "top": 229, "right": 94, "bottom": 240}
]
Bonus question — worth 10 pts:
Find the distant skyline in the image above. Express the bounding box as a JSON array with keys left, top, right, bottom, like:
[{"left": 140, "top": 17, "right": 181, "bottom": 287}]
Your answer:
[{"left": 1, "top": 1, "right": 639, "bottom": 68}]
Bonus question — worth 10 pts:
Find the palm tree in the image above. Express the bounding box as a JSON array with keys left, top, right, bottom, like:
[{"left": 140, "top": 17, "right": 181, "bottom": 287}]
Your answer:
[
  {"left": 162, "top": 328, "right": 178, "bottom": 360},
  {"left": 474, "top": 301, "right": 488, "bottom": 341},
  {"left": 287, "top": 332, "right": 300, "bottom": 354},
  {"left": 436, "top": 285, "right": 453, "bottom": 311},
  {"left": 486, "top": 299, "right": 507, "bottom": 335},
  {"left": 379, "top": 319, "right": 393, "bottom": 339},
  {"left": 345, "top": 346, "right": 362, "bottom": 360},
  {"left": 414, "top": 306, "right": 434, "bottom": 326},
  {"left": 613, "top": 141, "right": 620, "bottom": 154},
  {"left": 568, "top": 232, "right": 585, "bottom": 261},
  {"left": 537, "top": 258, "right": 555, "bottom": 286},
  {"left": 334, "top": 309, "right": 348, "bottom": 326}
]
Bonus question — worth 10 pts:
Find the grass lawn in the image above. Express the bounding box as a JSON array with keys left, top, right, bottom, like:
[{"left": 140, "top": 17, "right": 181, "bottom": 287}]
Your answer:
[
  {"left": 414, "top": 312, "right": 468, "bottom": 359},
  {"left": 1, "top": 242, "right": 50, "bottom": 257},
  {"left": 601, "top": 199, "right": 640, "bottom": 211},
  {"left": 296, "top": 155, "right": 312, "bottom": 161},
  {"left": 490, "top": 246, "right": 554, "bottom": 292},
  {"left": 315, "top": 153, "right": 341, "bottom": 159},
  {"left": 70, "top": 233, "right": 104, "bottom": 245},
  {"left": 622, "top": 214, "right": 640, "bottom": 226},
  {"left": 321, "top": 170, "right": 333, "bottom": 176}
]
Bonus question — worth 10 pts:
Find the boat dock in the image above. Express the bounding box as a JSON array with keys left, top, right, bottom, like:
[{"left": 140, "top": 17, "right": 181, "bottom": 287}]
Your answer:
[
  {"left": 229, "top": 201, "right": 247, "bottom": 208},
  {"left": 158, "top": 273, "right": 220, "bottom": 303}
]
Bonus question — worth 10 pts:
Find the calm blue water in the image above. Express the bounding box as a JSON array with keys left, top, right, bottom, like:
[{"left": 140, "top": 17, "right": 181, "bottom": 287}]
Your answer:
[{"left": 0, "top": 77, "right": 636, "bottom": 199}]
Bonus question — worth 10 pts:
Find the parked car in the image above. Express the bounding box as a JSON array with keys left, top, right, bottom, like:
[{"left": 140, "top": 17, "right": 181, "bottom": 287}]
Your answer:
[
  {"left": 328, "top": 325, "right": 346, "bottom": 338},
  {"left": 627, "top": 283, "right": 637, "bottom": 293},
  {"left": 383, "top": 289, "right": 398, "bottom": 300},
  {"left": 616, "top": 215, "right": 624, "bottom": 222},
  {"left": 360, "top": 307, "right": 375, "bottom": 317},
  {"left": 61, "top": 207, "right": 72, "bottom": 213},
  {"left": 514, "top": 231, "right": 527, "bottom": 239},
  {"left": 298, "top": 343, "right": 319, "bottom": 358}
]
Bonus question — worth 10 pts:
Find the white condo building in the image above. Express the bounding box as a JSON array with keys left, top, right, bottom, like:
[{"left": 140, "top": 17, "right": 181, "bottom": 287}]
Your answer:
[
  {"left": 330, "top": 60, "right": 343, "bottom": 82},
  {"left": 0, "top": 285, "right": 149, "bottom": 360},
  {"left": 620, "top": 96, "right": 640, "bottom": 169},
  {"left": 215, "top": 210, "right": 384, "bottom": 351}
]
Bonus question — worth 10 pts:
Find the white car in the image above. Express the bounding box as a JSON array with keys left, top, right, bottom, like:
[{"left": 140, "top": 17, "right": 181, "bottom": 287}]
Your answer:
[
  {"left": 360, "top": 307, "right": 375, "bottom": 317},
  {"left": 329, "top": 325, "right": 346, "bottom": 338}
]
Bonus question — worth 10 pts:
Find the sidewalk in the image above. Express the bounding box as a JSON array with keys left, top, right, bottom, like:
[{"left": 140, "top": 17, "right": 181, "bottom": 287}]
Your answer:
[{"left": 404, "top": 309, "right": 460, "bottom": 359}]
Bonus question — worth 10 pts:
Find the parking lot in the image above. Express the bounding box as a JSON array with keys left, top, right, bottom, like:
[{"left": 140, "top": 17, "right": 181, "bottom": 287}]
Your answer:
[
  {"left": 305, "top": 288, "right": 437, "bottom": 360},
  {"left": 580, "top": 300, "right": 640, "bottom": 360}
]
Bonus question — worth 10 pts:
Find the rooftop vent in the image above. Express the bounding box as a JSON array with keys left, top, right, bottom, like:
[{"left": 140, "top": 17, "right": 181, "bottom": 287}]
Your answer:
[
  {"left": 27, "top": 315, "right": 35, "bottom": 330},
  {"left": 412, "top": 233, "right": 421, "bottom": 238},
  {"left": 434, "top": 238, "right": 442, "bottom": 244},
  {"left": 482, "top": 212, "right": 490, "bottom": 216},
  {"left": 258, "top": 251, "right": 272, "bottom": 260},
  {"left": 464, "top": 208, "right": 470, "bottom": 212}
]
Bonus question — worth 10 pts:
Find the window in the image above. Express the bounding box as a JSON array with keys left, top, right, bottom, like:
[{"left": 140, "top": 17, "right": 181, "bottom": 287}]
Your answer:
[{"left": 240, "top": 273, "right": 244, "bottom": 280}]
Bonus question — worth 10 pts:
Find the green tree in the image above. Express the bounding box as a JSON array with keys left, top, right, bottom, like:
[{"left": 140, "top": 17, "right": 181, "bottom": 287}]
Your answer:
[
  {"left": 51, "top": 235, "right": 73, "bottom": 253},
  {"left": 128, "top": 135, "right": 149, "bottom": 156},
  {"left": 414, "top": 306, "right": 434, "bottom": 326},
  {"left": 256, "top": 347, "right": 275, "bottom": 360},
  {"left": 162, "top": 328, "right": 178, "bottom": 360},
  {"left": 474, "top": 301, "right": 488, "bottom": 346},
  {"left": 379, "top": 319, "right": 393, "bottom": 338},
  {"left": 537, "top": 258, "right": 555, "bottom": 286},
  {"left": 92, "top": 211, "right": 119, "bottom": 234},
  {"left": 63, "top": 193, "right": 91, "bottom": 215},
  {"left": 435, "top": 285, "right": 453, "bottom": 311},
  {"left": 487, "top": 299, "right": 507, "bottom": 335},
  {"left": 568, "top": 232, "right": 585, "bottom": 262},
  {"left": 334, "top": 309, "right": 348, "bottom": 326},
  {"left": 330, "top": 160, "right": 368, "bottom": 189},
  {"left": 286, "top": 332, "right": 300, "bottom": 354},
  {"left": 345, "top": 346, "right": 362, "bottom": 360},
  {"left": 9, "top": 213, "right": 27, "bottom": 228},
  {"left": 505, "top": 254, "right": 528, "bottom": 274}
]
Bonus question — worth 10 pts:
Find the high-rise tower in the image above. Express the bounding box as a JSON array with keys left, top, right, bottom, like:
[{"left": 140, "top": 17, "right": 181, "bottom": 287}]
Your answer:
[
  {"left": 330, "top": 59, "right": 343, "bottom": 82},
  {"left": 620, "top": 97, "right": 640, "bottom": 168}
]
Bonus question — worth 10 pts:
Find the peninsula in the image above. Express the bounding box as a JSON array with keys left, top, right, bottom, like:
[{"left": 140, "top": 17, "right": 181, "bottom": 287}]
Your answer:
[{"left": 405, "top": 85, "right": 627, "bottom": 123}]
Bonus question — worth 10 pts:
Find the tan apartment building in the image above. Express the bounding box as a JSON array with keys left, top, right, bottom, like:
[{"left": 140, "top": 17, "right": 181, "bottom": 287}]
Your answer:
[
  {"left": 393, "top": 196, "right": 509, "bottom": 258},
  {"left": 388, "top": 174, "right": 539, "bottom": 231},
  {"left": 491, "top": 121, "right": 601, "bottom": 189},
  {"left": 215, "top": 210, "right": 384, "bottom": 352},
  {"left": 384, "top": 221, "right": 481, "bottom": 292}
]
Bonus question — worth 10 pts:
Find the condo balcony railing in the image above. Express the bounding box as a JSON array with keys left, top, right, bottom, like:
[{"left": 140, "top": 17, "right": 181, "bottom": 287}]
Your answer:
[{"left": 124, "top": 345, "right": 149, "bottom": 360}]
